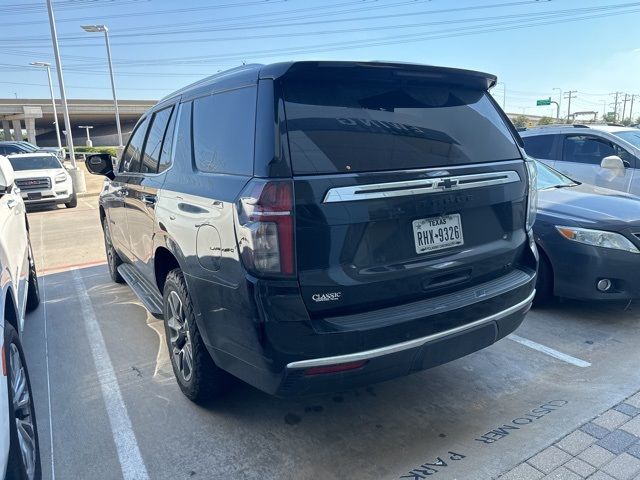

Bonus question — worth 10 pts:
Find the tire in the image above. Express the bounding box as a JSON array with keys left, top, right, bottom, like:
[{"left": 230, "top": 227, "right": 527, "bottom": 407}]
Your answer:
[
  {"left": 65, "top": 194, "right": 77, "bottom": 209},
  {"left": 162, "top": 269, "right": 233, "bottom": 403},
  {"left": 102, "top": 217, "right": 124, "bottom": 284},
  {"left": 4, "top": 323, "right": 41, "bottom": 480},
  {"left": 533, "top": 250, "right": 554, "bottom": 307},
  {"left": 25, "top": 242, "right": 40, "bottom": 312}
]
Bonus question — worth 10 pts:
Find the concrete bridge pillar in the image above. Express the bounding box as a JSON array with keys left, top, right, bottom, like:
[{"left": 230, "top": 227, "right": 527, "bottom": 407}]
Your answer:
[
  {"left": 11, "top": 119, "right": 22, "bottom": 141},
  {"left": 1, "top": 121, "right": 10, "bottom": 141},
  {"left": 24, "top": 117, "right": 37, "bottom": 145}
]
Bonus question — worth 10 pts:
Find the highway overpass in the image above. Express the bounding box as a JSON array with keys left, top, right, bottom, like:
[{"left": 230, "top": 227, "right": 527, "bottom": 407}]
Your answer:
[{"left": 0, "top": 98, "right": 156, "bottom": 147}]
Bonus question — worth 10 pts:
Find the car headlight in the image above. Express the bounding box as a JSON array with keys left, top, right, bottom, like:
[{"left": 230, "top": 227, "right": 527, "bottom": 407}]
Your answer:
[
  {"left": 525, "top": 159, "right": 538, "bottom": 230},
  {"left": 55, "top": 172, "right": 68, "bottom": 183},
  {"left": 556, "top": 226, "right": 639, "bottom": 253}
]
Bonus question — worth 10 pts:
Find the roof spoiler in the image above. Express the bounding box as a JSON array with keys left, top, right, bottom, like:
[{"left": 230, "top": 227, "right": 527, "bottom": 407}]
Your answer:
[{"left": 260, "top": 61, "right": 497, "bottom": 91}]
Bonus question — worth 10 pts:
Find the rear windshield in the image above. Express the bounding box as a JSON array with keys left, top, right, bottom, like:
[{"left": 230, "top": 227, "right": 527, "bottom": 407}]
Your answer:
[
  {"left": 8, "top": 155, "right": 61, "bottom": 171},
  {"left": 283, "top": 80, "right": 521, "bottom": 174}
]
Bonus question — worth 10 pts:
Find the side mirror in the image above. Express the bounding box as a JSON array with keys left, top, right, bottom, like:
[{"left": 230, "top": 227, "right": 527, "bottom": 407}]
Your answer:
[
  {"left": 86, "top": 153, "right": 115, "bottom": 180},
  {"left": 0, "top": 155, "right": 15, "bottom": 192},
  {"left": 600, "top": 155, "right": 625, "bottom": 177}
]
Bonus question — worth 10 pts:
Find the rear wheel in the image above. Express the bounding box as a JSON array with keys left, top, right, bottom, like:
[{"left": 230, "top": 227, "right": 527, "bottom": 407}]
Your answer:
[
  {"left": 65, "top": 194, "right": 77, "bottom": 209},
  {"left": 25, "top": 242, "right": 40, "bottom": 312},
  {"left": 162, "top": 269, "right": 233, "bottom": 403},
  {"left": 102, "top": 217, "right": 124, "bottom": 284},
  {"left": 533, "top": 250, "right": 554, "bottom": 306},
  {"left": 4, "top": 323, "right": 41, "bottom": 480}
]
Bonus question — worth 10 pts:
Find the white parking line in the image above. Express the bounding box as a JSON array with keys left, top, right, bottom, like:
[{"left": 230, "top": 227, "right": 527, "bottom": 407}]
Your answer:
[
  {"left": 71, "top": 269, "right": 149, "bottom": 480},
  {"left": 39, "top": 218, "right": 56, "bottom": 480},
  {"left": 509, "top": 334, "right": 591, "bottom": 368}
]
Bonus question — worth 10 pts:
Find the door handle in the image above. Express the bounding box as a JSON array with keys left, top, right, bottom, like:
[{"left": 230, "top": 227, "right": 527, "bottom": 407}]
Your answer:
[{"left": 7, "top": 198, "right": 17, "bottom": 209}]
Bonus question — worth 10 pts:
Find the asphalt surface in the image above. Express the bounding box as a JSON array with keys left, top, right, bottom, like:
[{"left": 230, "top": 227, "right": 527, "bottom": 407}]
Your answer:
[{"left": 20, "top": 199, "right": 640, "bottom": 480}]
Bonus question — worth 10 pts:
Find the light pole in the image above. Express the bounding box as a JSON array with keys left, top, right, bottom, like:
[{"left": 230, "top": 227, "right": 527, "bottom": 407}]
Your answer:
[
  {"left": 46, "top": 0, "right": 85, "bottom": 193},
  {"left": 30, "top": 61, "right": 63, "bottom": 152},
  {"left": 79, "top": 125, "right": 93, "bottom": 147},
  {"left": 552, "top": 88, "right": 562, "bottom": 120},
  {"left": 81, "top": 24, "right": 123, "bottom": 149}
]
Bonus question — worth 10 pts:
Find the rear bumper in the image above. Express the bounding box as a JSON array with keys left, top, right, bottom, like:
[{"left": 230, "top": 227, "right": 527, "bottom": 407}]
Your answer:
[
  {"left": 278, "top": 290, "right": 534, "bottom": 396},
  {"left": 199, "top": 266, "right": 536, "bottom": 397}
]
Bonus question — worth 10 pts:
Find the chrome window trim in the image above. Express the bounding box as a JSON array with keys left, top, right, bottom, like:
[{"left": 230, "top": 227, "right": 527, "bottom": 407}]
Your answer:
[
  {"left": 286, "top": 289, "right": 535, "bottom": 370},
  {"left": 323, "top": 170, "right": 521, "bottom": 203}
]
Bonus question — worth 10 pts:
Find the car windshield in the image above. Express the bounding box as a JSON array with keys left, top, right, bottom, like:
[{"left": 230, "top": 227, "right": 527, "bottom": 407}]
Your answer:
[
  {"left": 613, "top": 130, "right": 640, "bottom": 149},
  {"left": 536, "top": 160, "right": 578, "bottom": 189},
  {"left": 8, "top": 155, "right": 61, "bottom": 171}
]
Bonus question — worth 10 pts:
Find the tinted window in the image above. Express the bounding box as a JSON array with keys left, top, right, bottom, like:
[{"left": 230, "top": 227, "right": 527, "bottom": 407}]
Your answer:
[
  {"left": 140, "top": 107, "right": 174, "bottom": 174},
  {"left": 158, "top": 104, "right": 178, "bottom": 173},
  {"left": 562, "top": 135, "right": 631, "bottom": 165},
  {"left": 8, "top": 155, "right": 61, "bottom": 171},
  {"left": 120, "top": 117, "right": 150, "bottom": 173},
  {"left": 283, "top": 80, "right": 521, "bottom": 174},
  {"left": 523, "top": 134, "right": 557, "bottom": 159},
  {"left": 173, "top": 101, "right": 193, "bottom": 169},
  {"left": 192, "top": 86, "right": 256, "bottom": 175}
]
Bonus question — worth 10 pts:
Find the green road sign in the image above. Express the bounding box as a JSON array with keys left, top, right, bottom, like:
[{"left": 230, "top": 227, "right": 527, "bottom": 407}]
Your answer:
[{"left": 536, "top": 98, "right": 552, "bottom": 106}]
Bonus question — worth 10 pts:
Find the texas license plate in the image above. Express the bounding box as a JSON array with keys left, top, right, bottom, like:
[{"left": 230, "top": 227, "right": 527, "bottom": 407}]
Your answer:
[
  {"left": 27, "top": 192, "right": 42, "bottom": 200},
  {"left": 412, "top": 214, "right": 464, "bottom": 254}
]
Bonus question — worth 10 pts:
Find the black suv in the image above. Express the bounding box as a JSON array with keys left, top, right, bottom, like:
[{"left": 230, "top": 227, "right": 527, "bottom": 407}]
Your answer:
[{"left": 87, "top": 61, "right": 538, "bottom": 402}]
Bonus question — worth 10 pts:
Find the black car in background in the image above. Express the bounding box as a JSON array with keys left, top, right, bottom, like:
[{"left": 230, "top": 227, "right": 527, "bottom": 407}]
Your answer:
[
  {"left": 86, "top": 61, "right": 538, "bottom": 402},
  {"left": 534, "top": 161, "right": 640, "bottom": 302}
]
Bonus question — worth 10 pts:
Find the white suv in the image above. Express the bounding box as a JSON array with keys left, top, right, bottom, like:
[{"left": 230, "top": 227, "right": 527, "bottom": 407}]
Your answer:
[
  {"left": 0, "top": 155, "right": 41, "bottom": 479},
  {"left": 7, "top": 153, "right": 76, "bottom": 208},
  {"left": 520, "top": 124, "right": 640, "bottom": 195}
]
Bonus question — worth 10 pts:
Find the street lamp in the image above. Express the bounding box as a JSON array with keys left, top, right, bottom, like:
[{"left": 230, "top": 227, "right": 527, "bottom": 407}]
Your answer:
[
  {"left": 81, "top": 24, "right": 123, "bottom": 149},
  {"left": 30, "top": 61, "right": 63, "bottom": 152},
  {"left": 79, "top": 125, "right": 94, "bottom": 147}
]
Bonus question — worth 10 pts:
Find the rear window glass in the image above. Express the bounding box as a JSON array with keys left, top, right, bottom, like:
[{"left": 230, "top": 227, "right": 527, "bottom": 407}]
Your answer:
[
  {"left": 522, "top": 134, "right": 557, "bottom": 159},
  {"left": 192, "top": 86, "right": 256, "bottom": 175},
  {"left": 283, "top": 80, "right": 521, "bottom": 174}
]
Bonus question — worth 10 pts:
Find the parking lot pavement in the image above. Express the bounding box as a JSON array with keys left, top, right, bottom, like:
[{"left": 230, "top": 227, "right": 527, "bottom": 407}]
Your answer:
[{"left": 21, "top": 202, "right": 640, "bottom": 480}]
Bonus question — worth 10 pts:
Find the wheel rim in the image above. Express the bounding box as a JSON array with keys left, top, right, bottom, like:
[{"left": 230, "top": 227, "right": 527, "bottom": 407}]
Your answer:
[
  {"left": 166, "top": 291, "right": 193, "bottom": 382},
  {"left": 103, "top": 224, "right": 116, "bottom": 273},
  {"left": 9, "top": 344, "right": 36, "bottom": 479}
]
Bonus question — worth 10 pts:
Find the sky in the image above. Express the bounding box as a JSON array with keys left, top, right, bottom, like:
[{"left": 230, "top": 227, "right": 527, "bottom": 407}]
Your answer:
[{"left": 1, "top": 0, "right": 639, "bottom": 118}]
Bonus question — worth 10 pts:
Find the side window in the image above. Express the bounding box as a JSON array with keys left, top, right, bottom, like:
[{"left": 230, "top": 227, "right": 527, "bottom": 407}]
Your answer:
[
  {"left": 172, "top": 101, "right": 193, "bottom": 170},
  {"left": 120, "top": 117, "right": 150, "bottom": 173},
  {"left": 140, "top": 107, "right": 174, "bottom": 174},
  {"left": 158, "top": 104, "right": 178, "bottom": 173},
  {"left": 611, "top": 142, "right": 635, "bottom": 167},
  {"left": 192, "top": 86, "right": 256, "bottom": 175},
  {"left": 522, "top": 134, "right": 557, "bottom": 160},
  {"left": 562, "top": 135, "right": 617, "bottom": 165}
]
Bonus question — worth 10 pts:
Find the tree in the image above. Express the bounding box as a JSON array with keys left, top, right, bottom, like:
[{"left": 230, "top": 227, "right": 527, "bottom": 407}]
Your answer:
[
  {"left": 512, "top": 115, "right": 529, "bottom": 129},
  {"left": 621, "top": 118, "right": 632, "bottom": 126},
  {"left": 538, "top": 116, "right": 554, "bottom": 125},
  {"left": 602, "top": 113, "right": 616, "bottom": 123}
]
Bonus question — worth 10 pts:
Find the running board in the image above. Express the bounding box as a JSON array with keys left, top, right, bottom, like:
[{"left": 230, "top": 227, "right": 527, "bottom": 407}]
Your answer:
[{"left": 117, "top": 264, "right": 164, "bottom": 319}]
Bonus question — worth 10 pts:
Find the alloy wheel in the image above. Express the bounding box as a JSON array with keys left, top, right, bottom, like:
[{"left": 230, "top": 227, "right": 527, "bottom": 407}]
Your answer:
[
  {"left": 9, "top": 343, "right": 36, "bottom": 479},
  {"left": 166, "top": 291, "right": 194, "bottom": 382}
]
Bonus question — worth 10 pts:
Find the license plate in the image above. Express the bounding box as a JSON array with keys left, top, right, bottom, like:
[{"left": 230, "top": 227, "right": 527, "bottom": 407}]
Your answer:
[
  {"left": 413, "top": 214, "right": 464, "bottom": 254},
  {"left": 27, "top": 192, "right": 42, "bottom": 200}
]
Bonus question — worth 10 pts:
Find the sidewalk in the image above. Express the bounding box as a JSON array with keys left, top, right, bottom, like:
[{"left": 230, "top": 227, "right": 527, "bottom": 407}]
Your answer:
[{"left": 500, "top": 392, "right": 640, "bottom": 480}]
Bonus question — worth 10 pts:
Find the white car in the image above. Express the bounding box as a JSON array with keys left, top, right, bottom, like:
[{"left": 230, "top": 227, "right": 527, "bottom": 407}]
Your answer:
[
  {"left": 7, "top": 153, "right": 76, "bottom": 208},
  {"left": 0, "top": 155, "right": 41, "bottom": 479}
]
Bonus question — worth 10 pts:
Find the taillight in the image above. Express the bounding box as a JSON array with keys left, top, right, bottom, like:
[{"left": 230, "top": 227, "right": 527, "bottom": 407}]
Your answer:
[{"left": 235, "top": 179, "right": 295, "bottom": 277}]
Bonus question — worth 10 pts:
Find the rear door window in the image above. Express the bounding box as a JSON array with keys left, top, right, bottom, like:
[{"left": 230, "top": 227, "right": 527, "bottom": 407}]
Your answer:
[
  {"left": 522, "top": 134, "right": 558, "bottom": 160},
  {"left": 120, "top": 117, "right": 150, "bottom": 173},
  {"left": 140, "top": 106, "right": 174, "bottom": 174},
  {"left": 283, "top": 80, "right": 521, "bottom": 174},
  {"left": 562, "top": 135, "right": 627, "bottom": 165},
  {"left": 192, "top": 86, "right": 256, "bottom": 175}
]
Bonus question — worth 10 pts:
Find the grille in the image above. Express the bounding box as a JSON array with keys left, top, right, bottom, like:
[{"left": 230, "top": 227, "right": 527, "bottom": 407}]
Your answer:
[{"left": 16, "top": 177, "right": 51, "bottom": 191}]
